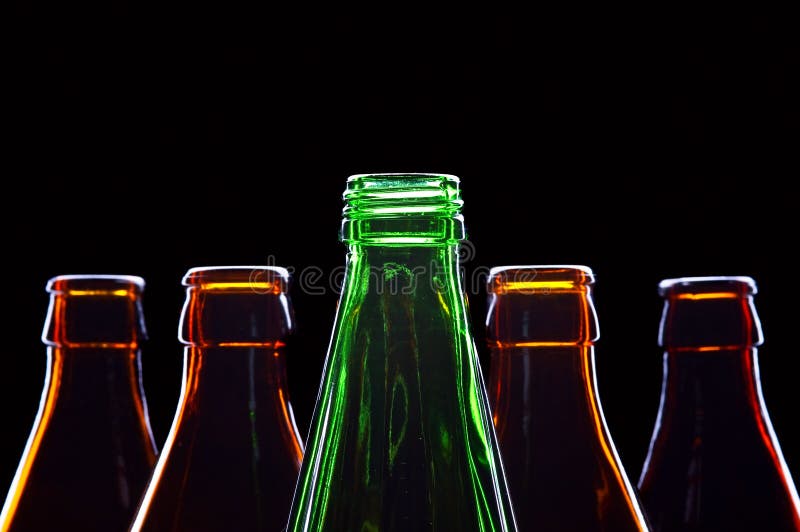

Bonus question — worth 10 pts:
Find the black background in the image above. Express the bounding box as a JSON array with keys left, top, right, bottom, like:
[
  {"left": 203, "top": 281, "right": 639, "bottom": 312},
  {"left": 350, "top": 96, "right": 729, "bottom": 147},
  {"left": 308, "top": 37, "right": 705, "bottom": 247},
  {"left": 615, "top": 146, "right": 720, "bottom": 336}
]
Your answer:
[{"left": 4, "top": 12, "right": 799, "bottom": 495}]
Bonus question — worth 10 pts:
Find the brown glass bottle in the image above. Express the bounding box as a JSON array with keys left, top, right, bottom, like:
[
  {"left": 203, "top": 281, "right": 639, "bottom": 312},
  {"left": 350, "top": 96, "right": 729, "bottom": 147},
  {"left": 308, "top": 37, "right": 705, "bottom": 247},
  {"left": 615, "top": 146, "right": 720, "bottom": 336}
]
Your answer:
[
  {"left": 638, "top": 276, "right": 800, "bottom": 531},
  {"left": 131, "top": 266, "right": 303, "bottom": 531},
  {"left": 0, "top": 275, "right": 157, "bottom": 532},
  {"left": 487, "top": 265, "right": 649, "bottom": 531}
]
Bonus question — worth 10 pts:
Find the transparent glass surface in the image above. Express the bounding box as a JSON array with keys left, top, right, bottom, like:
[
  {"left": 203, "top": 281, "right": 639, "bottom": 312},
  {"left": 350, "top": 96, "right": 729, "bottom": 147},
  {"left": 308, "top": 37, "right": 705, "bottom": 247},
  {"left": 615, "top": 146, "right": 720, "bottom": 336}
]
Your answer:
[{"left": 288, "top": 174, "right": 515, "bottom": 531}]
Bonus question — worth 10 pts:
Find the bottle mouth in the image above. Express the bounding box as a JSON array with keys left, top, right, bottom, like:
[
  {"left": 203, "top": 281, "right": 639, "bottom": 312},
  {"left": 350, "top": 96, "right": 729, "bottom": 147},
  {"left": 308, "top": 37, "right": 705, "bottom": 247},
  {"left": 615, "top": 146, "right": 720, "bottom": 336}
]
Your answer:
[
  {"left": 658, "top": 276, "right": 762, "bottom": 348},
  {"left": 344, "top": 173, "right": 462, "bottom": 209},
  {"left": 486, "top": 265, "right": 599, "bottom": 345},
  {"left": 180, "top": 266, "right": 293, "bottom": 346},
  {"left": 659, "top": 276, "right": 756, "bottom": 299},
  {"left": 46, "top": 275, "right": 145, "bottom": 297},
  {"left": 341, "top": 173, "right": 465, "bottom": 244},
  {"left": 182, "top": 266, "right": 290, "bottom": 294},
  {"left": 43, "top": 275, "right": 147, "bottom": 347},
  {"left": 488, "top": 265, "right": 595, "bottom": 294}
]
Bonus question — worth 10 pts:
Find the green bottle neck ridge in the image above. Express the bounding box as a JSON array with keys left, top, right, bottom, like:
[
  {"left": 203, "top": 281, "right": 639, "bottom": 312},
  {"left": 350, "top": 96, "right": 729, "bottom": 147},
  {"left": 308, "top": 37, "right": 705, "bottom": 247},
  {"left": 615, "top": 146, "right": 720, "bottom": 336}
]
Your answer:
[{"left": 341, "top": 173, "right": 466, "bottom": 245}]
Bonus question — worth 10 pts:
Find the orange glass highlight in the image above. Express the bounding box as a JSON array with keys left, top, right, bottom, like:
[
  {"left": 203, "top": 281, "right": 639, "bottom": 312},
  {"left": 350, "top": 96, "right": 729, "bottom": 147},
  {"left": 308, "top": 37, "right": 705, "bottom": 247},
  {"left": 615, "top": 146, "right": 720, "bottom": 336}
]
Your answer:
[
  {"left": 486, "top": 265, "right": 648, "bottom": 531},
  {"left": 674, "top": 292, "right": 740, "bottom": 300},
  {"left": 64, "top": 289, "right": 134, "bottom": 297},
  {"left": 639, "top": 276, "right": 800, "bottom": 530},
  {"left": 131, "top": 266, "right": 303, "bottom": 531},
  {"left": 0, "top": 275, "right": 157, "bottom": 531}
]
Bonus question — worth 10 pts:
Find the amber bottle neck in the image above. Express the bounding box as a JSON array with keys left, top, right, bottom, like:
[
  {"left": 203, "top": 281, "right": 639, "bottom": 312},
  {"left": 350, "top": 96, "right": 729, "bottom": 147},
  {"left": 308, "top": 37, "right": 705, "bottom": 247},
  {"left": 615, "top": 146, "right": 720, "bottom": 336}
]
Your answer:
[
  {"left": 44, "top": 346, "right": 147, "bottom": 402},
  {"left": 487, "top": 279, "right": 602, "bottom": 413},
  {"left": 659, "top": 293, "right": 762, "bottom": 350},
  {"left": 41, "top": 287, "right": 147, "bottom": 401},
  {"left": 177, "top": 278, "right": 293, "bottom": 392},
  {"left": 182, "top": 346, "right": 289, "bottom": 386},
  {"left": 658, "top": 290, "right": 765, "bottom": 403},
  {"left": 39, "top": 287, "right": 149, "bottom": 399},
  {"left": 179, "top": 287, "right": 291, "bottom": 348},
  {"left": 486, "top": 287, "right": 598, "bottom": 347},
  {"left": 43, "top": 291, "right": 146, "bottom": 349},
  {"left": 40, "top": 288, "right": 148, "bottom": 413},
  {"left": 660, "top": 347, "right": 764, "bottom": 408},
  {"left": 490, "top": 344, "right": 597, "bottom": 381}
]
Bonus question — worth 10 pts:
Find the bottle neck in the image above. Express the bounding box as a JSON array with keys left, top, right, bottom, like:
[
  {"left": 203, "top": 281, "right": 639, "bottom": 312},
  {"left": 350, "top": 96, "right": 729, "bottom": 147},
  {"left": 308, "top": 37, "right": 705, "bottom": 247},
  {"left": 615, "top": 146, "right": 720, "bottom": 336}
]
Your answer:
[
  {"left": 47, "top": 345, "right": 145, "bottom": 385},
  {"left": 179, "top": 283, "right": 292, "bottom": 347},
  {"left": 660, "top": 347, "right": 765, "bottom": 416},
  {"left": 172, "top": 346, "right": 302, "bottom": 467},
  {"left": 659, "top": 293, "right": 762, "bottom": 349},
  {"left": 487, "top": 275, "right": 603, "bottom": 428},
  {"left": 490, "top": 344, "right": 600, "bottom": 421},
  {"left": 486, "top": 278, "right": 599, "bottom": 347},
  {"left": 658, "top": 289, "right": 766, "bottom": 417},
  {"left": 182, "top": 345, "right": 290, "bottom": 389},
  {"left": 38, "top": 346, "right": 154, "bottom": 451},
  {"left": 343, "top": 243, "right": 464, "bottom": 297},
  {"left": 337, "top": 245, "right": 468, "bottom": 365},
  {"left": 290, "top": 242, "right": 514, "bottom": 530},
  {"left": 176, "top": 274, "right": 296, "bottom": 421},
  {"left": 40, "top": 286, "right": 148, "bottom": 405},
  {"left": 43, "top": 291, "right": 146, "bottom": 348}
]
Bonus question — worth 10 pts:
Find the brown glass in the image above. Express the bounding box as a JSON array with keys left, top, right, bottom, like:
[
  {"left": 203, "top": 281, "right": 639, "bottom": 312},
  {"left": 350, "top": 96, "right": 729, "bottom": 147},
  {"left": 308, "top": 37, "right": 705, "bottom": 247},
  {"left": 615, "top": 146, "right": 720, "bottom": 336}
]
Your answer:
[
  {"left": 487, "top": 266, "right": 649, "bottom": 531},
  {"left": 638, "top": 277, "right": 800, "bottom": 531},
  {"left": 131, "top": 266, "right": 303, "bottom": 532},
  {"left": 0, "top": 275, "right": 157, "bottom": 531}
]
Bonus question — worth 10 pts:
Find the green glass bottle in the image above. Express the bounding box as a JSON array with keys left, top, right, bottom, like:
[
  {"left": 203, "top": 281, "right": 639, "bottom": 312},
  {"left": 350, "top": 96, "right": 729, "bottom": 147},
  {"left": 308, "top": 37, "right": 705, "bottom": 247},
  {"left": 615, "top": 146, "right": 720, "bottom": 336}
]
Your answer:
[{"left": 287, "top": 174, "right": 516, "bottom": 531}]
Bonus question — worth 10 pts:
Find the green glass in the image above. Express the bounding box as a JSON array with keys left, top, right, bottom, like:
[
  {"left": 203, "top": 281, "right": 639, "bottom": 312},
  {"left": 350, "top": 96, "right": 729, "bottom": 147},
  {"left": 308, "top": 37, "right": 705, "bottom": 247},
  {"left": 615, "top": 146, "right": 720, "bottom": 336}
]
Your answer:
[{"left": 287, "top": 174, "right": 516, "bottom": 531}]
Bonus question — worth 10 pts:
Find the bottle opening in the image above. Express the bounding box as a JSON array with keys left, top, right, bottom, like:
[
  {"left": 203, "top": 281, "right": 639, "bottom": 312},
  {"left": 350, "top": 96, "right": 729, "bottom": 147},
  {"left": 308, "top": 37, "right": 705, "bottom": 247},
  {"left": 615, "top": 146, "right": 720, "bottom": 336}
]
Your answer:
[
  {"left": 182, "top": 266, "right": 290, "bottom": 295},
  {"left": 659, "top": 276, "right": 756, "bottom": 299},
  {"left": 180, "top": 266, "right": 293, "bottom": 346},
  {"left": 658, "top": 276, "right": 762, "bottom": 349},
  {"left": 43, "top": 275, "right": 146, "bottom": 348},
  {"left": 341, "top": 173, "right": 465, "bottom": 245},
  {"left": 487, "top": 265, "right": 599, "bottom": 346},
  {"left": 488, "top": 265, "right": 594, "bottom": 294},
  {"left": 46, "top": 274, "right": 144, "bottom": 298}
]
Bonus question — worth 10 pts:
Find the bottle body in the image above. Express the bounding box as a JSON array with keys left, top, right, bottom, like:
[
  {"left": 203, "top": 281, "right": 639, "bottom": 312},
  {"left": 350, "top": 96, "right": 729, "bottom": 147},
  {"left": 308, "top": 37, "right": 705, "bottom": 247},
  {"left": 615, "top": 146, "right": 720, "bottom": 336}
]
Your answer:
[
  {"left": 639, "top": 277, "right": 800, "bottom": 531},
  {"left": 1, "top": 276, "right": 157, "bottom": 532},
  {"left": 132, "top": 266, "right": 303, "bottom": 532},
  {"left": 487, "top": 266, "right": 648, "bottom": 531},
  {"left": 288, "top": 174, "right": 515, "bottom": 531}
]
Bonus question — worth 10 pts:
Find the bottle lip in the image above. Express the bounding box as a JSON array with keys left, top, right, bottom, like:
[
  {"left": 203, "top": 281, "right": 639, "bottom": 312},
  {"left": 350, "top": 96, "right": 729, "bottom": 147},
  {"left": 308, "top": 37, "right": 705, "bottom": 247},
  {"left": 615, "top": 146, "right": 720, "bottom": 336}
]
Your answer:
[
  {"left": 342, "top": 173, "right": 466, "bottom": 244},
  {"left": 659, "top": 276, "right": 756, "bottom": 298},
  {"left": 343, "top": 173, "right": 463, "bottom": 213},
  {"left": 488, "top": 265, "right": 594, "bottom": 294},
  {"left": 346, "top": 172, "right": 460, "bottom": 186},
  {"left": 182, "top": 266, "right": 290, "bottom": 294},
  {"left": 46, "top": 274, "right": 145, "bottom": 296}
]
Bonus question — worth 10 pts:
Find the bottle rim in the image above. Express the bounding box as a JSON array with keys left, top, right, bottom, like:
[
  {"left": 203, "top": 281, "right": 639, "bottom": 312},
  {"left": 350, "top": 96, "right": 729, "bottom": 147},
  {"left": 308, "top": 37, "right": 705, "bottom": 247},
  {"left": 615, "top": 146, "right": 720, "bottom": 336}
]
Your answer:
[
  {"left": 46, "top": 274, "right": 145, "bottom": 296},
  {"left": 342, "top": 173, "right": 466, "bottom": 244},
  {"left": 658, "top": 276, "right": 756, "bottom": 298},
  {"left": 343, "top": 173, "right": 463, "bottom": 214},
  {"left": 182, "top": 266, "right": 290, "bottom": 294},
  {"left": 346, "top": 172, "right": 460, "bottom": 183},
  {"left": 488, "top": 265, "right": 595, "bottom": 294}
]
